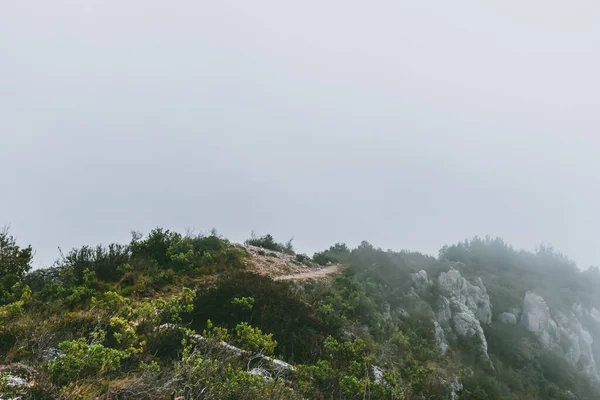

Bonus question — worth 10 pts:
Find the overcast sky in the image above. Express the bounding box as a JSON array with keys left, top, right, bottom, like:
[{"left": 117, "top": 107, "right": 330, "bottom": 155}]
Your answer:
[{"left": 1, "top": 1, "right": 599, "bottom": 269}]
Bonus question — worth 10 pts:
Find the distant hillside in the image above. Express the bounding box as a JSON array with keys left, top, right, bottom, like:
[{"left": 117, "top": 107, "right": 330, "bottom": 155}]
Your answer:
[{"left": 1, "top": 228, "right": 599, "bottom": 399}]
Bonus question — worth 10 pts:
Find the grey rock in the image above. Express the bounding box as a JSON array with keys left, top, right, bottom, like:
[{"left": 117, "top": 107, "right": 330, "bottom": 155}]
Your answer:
[
  {"left": 434, "top": 320, "right": 449, "bottom": 355},
  {"left": 452, "top": 305, "right": 489, "bottom": 359},
  {"left": 249, "top": 368, "right": 273, "bottom": 382},
  {"left": 441, "top": 377, "right": 463, "bottom": 400},
  {"left": 566, "top": 390, "right": 579, "bottom": 399},
  {"left": 372, "top": 366, "right": 385, "bottom": 385},
  {"left": 519, "top": 292, "right": 560, "bottom": 349},
  {"left": 437, "top": 269, "right": 492, "bottom": 325},
  {"left": 519, "top": 293, "right": 600, "bottom": 382},
  {"left": 382, "top": 303, "right": 391, "bottom": 321},
  {"left": 436, "top": 297, "right": 452, "bottom": 329},
  {"left": 434, "top": 269, "right": 492, "bottom": 361},
  {"left": 411, "top": 270, "right": 432, "bottom": 296},
  {"left": 4, "top": 375, "right": 28, "bottom": 388},
  {"left": 498, "top": 312, "right": 517, "bottom": 325},
  {"left": 41, "top": 347, "right": 62, "bottom": 362}
]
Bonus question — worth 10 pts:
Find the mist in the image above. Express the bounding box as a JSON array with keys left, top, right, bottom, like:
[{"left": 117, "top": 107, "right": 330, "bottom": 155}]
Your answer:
[{"left": 1, "top": 0, "right": 599, "bottom": 268}]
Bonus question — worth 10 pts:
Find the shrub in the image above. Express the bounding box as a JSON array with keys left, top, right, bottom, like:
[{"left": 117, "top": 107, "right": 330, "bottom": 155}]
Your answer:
[
  {"left": 245, "top": 233, "right": 294, "bottom": 254},
  {"left": 234, "top": 322, "right": 277, "bottom": 355},
  {"left": 49, "top": 338, "right": 135, "bottom": 386}
]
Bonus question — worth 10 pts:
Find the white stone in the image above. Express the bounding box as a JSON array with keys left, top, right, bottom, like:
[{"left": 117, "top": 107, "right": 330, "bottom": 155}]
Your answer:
[
  {"left": 434, "top": 320, "right": 449, "bottom": 355},
  {"left": 411, "top": 270, "right": 432, "bottom": 296},
  {"left": 519, "top": 292, "right": 560, "bottom": 349},
  {"left": 498, "top": 312, "right": 517, "bottom": 325},
  {"left": 372, "top": 366, "right": 385, "bottom": 385},
  {"left": 437, "top": 269, "right": 492, "bottom": 325}
]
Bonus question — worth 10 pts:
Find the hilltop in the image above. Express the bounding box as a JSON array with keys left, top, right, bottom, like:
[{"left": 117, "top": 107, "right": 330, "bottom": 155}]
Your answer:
[{"left": 1, "top": 228, "right": 600, "bottom": 399}]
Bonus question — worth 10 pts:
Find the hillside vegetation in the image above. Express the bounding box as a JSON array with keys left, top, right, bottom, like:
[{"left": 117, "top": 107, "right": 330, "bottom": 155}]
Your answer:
[{"left": 1, "top": 228, "right": 600, "bottom": 399}]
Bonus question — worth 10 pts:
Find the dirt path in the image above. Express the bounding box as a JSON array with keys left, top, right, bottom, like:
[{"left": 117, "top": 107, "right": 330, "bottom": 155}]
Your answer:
[{"left": 273, "top": 265, "right": 342, "bottom": 281}]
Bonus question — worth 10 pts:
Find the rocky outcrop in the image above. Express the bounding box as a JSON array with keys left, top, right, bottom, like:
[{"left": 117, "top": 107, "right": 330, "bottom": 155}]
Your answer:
[
  {"left": 437, "top": 269, "right": 492, "bottom": 325},
  {"left": 519, "top": 292, "right": 560, "bottom": 349},
  {"left": 382, "top": 303, "right": 391, "bottom": 322},
  {"left": 519, "top": 292, "right": 600, "bottom": 382},
  {"left": 408, "top": 269, "right": 492, "bottom": 361},
  {"left": 372, "top": 366, "right": 385, "bottom": 385},
  {"left": 434, "top": 320, "right": 449, "bottom": 355},
  {"left": 412, "top": 270, "right": 432, "bottom": 296},
  {"left": 435, "top": 269, "right": 492, "bottom": 361},
  {"left": 441, "top": 377, "right": 463, "bottom": 400}
]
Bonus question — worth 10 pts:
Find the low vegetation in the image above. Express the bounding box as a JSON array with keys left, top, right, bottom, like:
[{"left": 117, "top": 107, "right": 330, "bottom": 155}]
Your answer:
[{"left": 1, "top": 228, "right": 599, "bottom": 399}]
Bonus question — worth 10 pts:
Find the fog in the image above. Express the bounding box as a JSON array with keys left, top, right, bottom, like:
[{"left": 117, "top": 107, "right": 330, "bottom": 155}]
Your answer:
[{"left": 1, "top": 1, "right": 599, "bottom": 269}]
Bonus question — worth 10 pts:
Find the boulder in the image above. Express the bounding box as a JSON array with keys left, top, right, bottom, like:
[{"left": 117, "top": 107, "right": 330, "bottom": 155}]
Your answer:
[
  {"left": 249, "top": 368, "right": 273, "bottom": 382},
  {"left": 498, "top": 312, "right": 517, "bottom": 325}
]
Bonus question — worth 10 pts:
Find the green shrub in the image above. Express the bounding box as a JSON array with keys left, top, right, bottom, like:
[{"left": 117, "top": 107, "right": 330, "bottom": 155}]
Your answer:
[
  {"left": 234, "top": 322, "right": 277, "bottom": 355},
  {"left": 49, "top": 338, "right": 135, "bottom": 386},
  {"left": 245, "top": 233, "right": 294, "bottom": 254}
]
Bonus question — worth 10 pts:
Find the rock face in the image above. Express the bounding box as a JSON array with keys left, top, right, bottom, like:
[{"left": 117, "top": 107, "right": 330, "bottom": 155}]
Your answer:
[
  {"left": 408, "top": 269, "right": 492, "bottom": 361},
  {"left": 435, "top": 269, "right": 492, "bottom": 360},
  {"left": 519, "top": 292, "right": 560, "bottom": 349},
  {"left": 519, "top": 291, "right": 600, "bottom": 382},
  {"left": 437, "top": 269, "right": 493, "bottom": 325},
  {"left": 412, "top": 269, "right": 432, "bottom": 296},
  {"left": 434, "top": 320, "right": 449, "bottom": 355}
]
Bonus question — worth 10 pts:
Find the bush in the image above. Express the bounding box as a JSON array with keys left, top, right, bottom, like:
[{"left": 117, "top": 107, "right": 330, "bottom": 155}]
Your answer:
[
  {"left": 234, "top": 322, "right": 277, "bottom": 355},
  {"left": 49, "top": 338, "right": 135, "bottom": 386},
  {"left": 245, "top": 233, "right": 294, "bottom": 254}
]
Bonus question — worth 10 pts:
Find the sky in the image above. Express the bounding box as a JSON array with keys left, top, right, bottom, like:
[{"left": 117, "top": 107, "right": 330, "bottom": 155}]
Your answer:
[{"left": 1, "top": 1, "right": 599, "bottom": 269}]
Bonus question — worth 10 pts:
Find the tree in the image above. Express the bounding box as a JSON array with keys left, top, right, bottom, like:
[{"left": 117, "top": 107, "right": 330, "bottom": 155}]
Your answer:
[
  {"left": 0, "top": 228, "right": 33, "bottom": 305},
  {"left": 0, "top": 227, "right": 33, "bottom": 279}
]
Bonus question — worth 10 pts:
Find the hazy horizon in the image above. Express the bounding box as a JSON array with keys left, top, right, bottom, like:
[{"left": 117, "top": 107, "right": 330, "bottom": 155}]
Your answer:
[{"left": 2, "top": 1, "right": 599, "bottom": 269}]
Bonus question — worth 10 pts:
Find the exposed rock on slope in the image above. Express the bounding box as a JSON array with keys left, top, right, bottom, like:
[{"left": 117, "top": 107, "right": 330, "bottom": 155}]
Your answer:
[
  {"left": 436, "top": 269, "right": 492, "bottom": 360},
  {"left": 519, "top": 291, "right": 600, "bottom": 382},
  {"left": 498, "top": 312, "right": 517, "bottom": 325},
  {"left": 437, "top": 269, "right": 492, "bottom": 325},
  {"left": 408, "top": 269, "right": 492, "bottom": 360},
  {"left": 520, "top": 291, "right": 560, "bottom": 349}
]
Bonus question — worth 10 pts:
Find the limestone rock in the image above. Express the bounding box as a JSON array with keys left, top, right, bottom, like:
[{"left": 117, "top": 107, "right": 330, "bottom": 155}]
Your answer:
[
  {"left": 434, "top": 269, "right": 492, "bottom": 361},
  {"left": 382, "top": 303, "right": 391, "bottom": 322},
  {"left": 437, "top": 269, "right": 492, "bottom": 325},
  {"left": 434, "top": 320, "right": 449, "bottom": 355},
  {"left": 441, "top": 377, "right": 463, "bottom": 400},
  {"left": 519, "top": 292, "right": 600, "bottom": 382},
  {"left": 372, "top": 366, "right": 385, "bottom": 385},
  {"left": 249, "top": 368, "right": 273, "bottom": 382},
  {"left": 519, "top": 291, "right": 560, "bottom": 349},
  {"left": 411, "top": 270, "right": 432, "bottom": 296},
  {"left": 498, "top": 312, "right": 517, "bottom": 325}
]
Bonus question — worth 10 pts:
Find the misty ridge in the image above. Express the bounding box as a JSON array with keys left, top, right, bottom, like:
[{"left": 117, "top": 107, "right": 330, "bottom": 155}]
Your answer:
[
  {"left": 2, "top": 1, "right": 600, "bottom": 399},
  {"left": 2, "top": 226, "right": 600, "bottom": 399}
]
